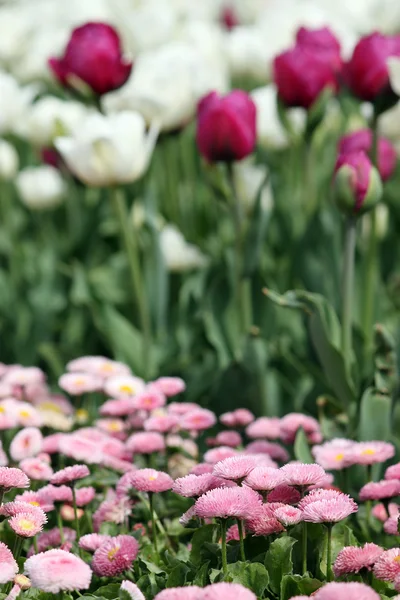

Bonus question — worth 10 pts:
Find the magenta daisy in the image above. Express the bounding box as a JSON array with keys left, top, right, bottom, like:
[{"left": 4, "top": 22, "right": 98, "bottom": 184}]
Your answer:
[
  {"left": 267, "top": 484, "right": 301, "bottom": 504},
  {"left": 280, "top": 463, "right": 327, "bottom": 488},
  {"left": 25, "top": 549, "right": 92, "bottom": 593},
  {"left": 334, "top": 543, "right": 383, "bottom": 577},
  {"left": 195, "top": 486, "right": 262, "bottom": 519},
  {"left": 360, "top": 479, "right": 400, "bottom": 501},
  {"left": 0, "top": 467, "right": 30, "bottom": 493},
  {"left": 50, "top": 464, "right": 90, "bottom": 486},
  {"left": 0, "top": 542, "right": 18, "bottom": 584},
  {"left": 313, "top": 582, "right": 380, "bottom": 599},
  {"left": 92, "top": 535, "right": 139, "bottom": 576},
  {"left": 128, "top": 469, "right": 173, "bottom": 493},
  {"left": 243, "top": 466, "right": 284, "bottom": 491},
  {"left": 373, "top": 548, "right": 400, "bottom": 582},
  {"left": 212, "top": 455, "right": 258, "bottom": 482},
  {"left": 180, "top": 408, "right": 217, "bottom": 431}
]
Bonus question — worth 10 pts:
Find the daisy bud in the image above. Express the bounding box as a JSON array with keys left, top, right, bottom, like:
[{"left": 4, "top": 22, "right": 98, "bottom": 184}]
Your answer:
[
  {"left": 333, "top": 151, "right": 382, "bottom": 217},
  {"left": 14, "top": 575, "right": 31, "bottom": 591}
]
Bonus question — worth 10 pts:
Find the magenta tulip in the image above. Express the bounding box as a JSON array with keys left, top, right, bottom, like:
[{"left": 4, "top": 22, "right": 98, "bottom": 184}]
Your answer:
[{"left": 338, "top": 129, "right": 396, "bottom": 181}]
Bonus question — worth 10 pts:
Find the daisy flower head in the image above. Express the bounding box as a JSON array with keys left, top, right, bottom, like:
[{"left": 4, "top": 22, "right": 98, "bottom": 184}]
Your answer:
[
  {"left": 0, "top": 542, "right": 18, "bottom": 584},
  {"left": 213, "top": 455, "right": 258, "bottom": 482},
  {"left": 180, "top": 408, "right": 217, "bottom": 431},
  {"left": 360, "top": 479, "right": 400, "bottom": 501},
  {"left": 384, "top": 515, "right": 400, "bottom": 535},
  {"left": 220, "top": 409, "right": 254, "bottom": 428},
  {"left": 349, "top": 441, "right": 395, "bottom": 466},
  {"left": 245, "top": 417, "right": 281, "bottom": 440},
  {"left": 214, "top": 431, "right": 242, "bottom": 448},
  {"left": 243, "top": 466, "right": 284, "bottom": 491},
  {"left": 246, "top": 503, "right": 285, "bottom": 536},
  {"left": 245, "top": 440, "right": 289, "bottom": 462},
  {"left": 300, "top": 493, "right": 358, "bottom": 524},
  {"left": 280, "top": 462, "right": 327, "bottom": 488},
  {"left": 31, "top": 527, "right": 76, "bottom": 555},
  {"left": 19, "top": 457, "right": 53, "bottom": 481},
  {"left": 10, "top": 427, "right": 43, "bottom": 462},
  {"left": 313, "top": 581, "right": 380, "bottom": 599},
  {"left": 92, "top": 535, "right": 139, "bottom": 576},
  {"left": 50, "top": 464, "right": 90, "bottom": 486},
  {"left": 104, "top": 375, "right": 146, "bottom": 399},
  {"left": 121, "top": 581, "right": 146, "bottom": 600},
  {"left": 100, "top": 398, "right": 137, "bottom": 417},
  {"left": 151, "top": 376, "right": 186, "bottom": 397},
  {"left": 195, "top": 485, "right": 262, "bottom": 520},
  {"left": 58, "top": 372, "right": 102, "bottom": 395},
  {"left": 24, "top": 549, "right": 92, "bottom": 593},
  {"left": 312, "top": 438, "right": 356, "bottom": 470},
  {"left": 79, "top": 533, "right": 112, "bottom": 552},
  {"left": 74, "top": 486, "right": 96, "bottom": 507},
  {"left": 8, "top": 508, "right": 47, "bottom": 537},
  {"left": 204, "top": 447, "right": 239, "bottom": 464},
  {"left": 126, "top": 431, "right": 165, "bottom": 454},
  {"left": 333, "top": 543, "right": 383, "bottom": 577},
  {"left": 386, "top": 463, "right": 400, "bottom": 480},
  {"left": 373, "top": 548, "right": 400, "bottom": 582},
  {"left": 128, "top": 468, "right": 173, "bottom": 493},
  {"left": 172, "top": 473, "right": 234, "bottom": 498},
  {"left": 191, "top": 463, "right": 214, "bottom": 475},
  {"left": 280, "top": 413, "right": 322, "bottom": 444},
  {"left": 144, "top": 414, "right": 179, "bottom": 433},
  {"left": 0, "top": 467, "right": 30, "bottom": 492},
  {"left": 134, "top": 388, "right": 166, "bottom": 411},
  {"left": 154, "top": 587, "right": 202, "bottom": 600},
  {"left": 274, "top": 506, "right": 303, "bottom": 526},
  {"left": 14, "top": 490, "right": 54, "bottom": 512},
  {"left": 203, "top": 582, "right": 257, "bottom": 600}
]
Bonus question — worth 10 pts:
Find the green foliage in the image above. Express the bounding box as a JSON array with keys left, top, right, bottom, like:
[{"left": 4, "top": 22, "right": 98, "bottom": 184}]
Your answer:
[{"left": 265, "top": 536, "right": 297, "bottom": 595}]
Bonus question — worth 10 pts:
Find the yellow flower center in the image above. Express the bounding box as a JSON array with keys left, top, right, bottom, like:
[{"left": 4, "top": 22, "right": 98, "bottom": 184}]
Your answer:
[
  {"left": 74, "top": 378, "right": 85, "bottom": 386},
  {"left": 107, "top": 422, "right": 121, "bottom": 432},
  {"left": 39, "top": 402, "right": 63, "bottom": 414},
  {"left": 101, "top": 364, "right": 114, "bottom": 372},
  {"left": 119, "top": 385, "right": 134, "bottom": 394},
  {"left": 29, "top": 501, "right": 40, "bottom": 507},
  {"left": 394, "top": 556, "right": 400, "bottom": 563},
  {"left": 0, "top": 406, "right": 5, "bottom": 414},
  {"left": 76, "top": 409, "right": 89, "bottom": 420},
  {"left": 19, "top": 410, "right": 31, "bottom": 418},
  {"left": 148, "top": 476, "right": 157, "bottom": 481},
  {"left": 19, "top": 519, "right": 35, "bottom": 532},
  {"left": 335, "top": 453, "right": 344, "bottom": 461},
  {"left": 108, "top": 546, "right": 120, "bottom": 561},
  {"left": 361, "top": 449, "right": 376, "bottom": 456}
]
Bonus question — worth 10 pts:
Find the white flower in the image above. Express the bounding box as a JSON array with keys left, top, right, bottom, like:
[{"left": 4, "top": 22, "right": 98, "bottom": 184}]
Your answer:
[
  {"left": 0, "top": 139, "right": 18, "bottom": 180},
  {"left": 251, "top": 85, "right": 305, "bottom": 149},
  {"left": 55, "top": 111, "right": 158, "bottom": 187},
  {"left": 103, "top": 42, "right": 228, "bottom": 132},
  {"left": 160, "top": 225, "right": 207, "bottom": 272},
  {"left": 227, "top": 26, "right": 272, "bottom": 82},
  {"left": 25, "top": 96, "right": 91, "bottom": 146},
  {"left": 0, "top": 71, "right": 38, "bottom": 136},
  {"left": 12, "top": 27, "right": 70, "bottom": 83},
  {"left": 233, "top": 160, "right": 273, "bottom": 213},
  {"left": 380, "top": 100, "right": 400, "bottom": 154},
  {"left": 388, "top": 58, "right": 400, "bottom": 97},
  {"left": 16, "top": 165, "right": 65, "bottom": 210}
]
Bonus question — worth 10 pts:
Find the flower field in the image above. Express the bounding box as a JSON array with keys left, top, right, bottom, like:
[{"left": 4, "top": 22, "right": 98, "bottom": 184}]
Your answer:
[{"left": 1, "top": 0, "right": 400, "bottom": 599}]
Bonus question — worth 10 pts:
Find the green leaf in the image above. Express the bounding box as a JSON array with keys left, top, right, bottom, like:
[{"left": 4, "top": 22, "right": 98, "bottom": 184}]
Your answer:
[
  {"left": 242, "top": 172, "right": 271, "bottom": 277},
  {"left": 280, "top": 574, "right": 323, "bottom": 600},
  {"left": 192, "top": 561, "right": 211, "bottom": 586},
  {"left": 190, "top": 524, "right": 218, "bottom": 565},
  {"left": 265, "top": 536, "right": 297, "bottom": 594},
  {"left": 226, "top": 561, "right": 269, "bottom": 597},
  {"left": 119, "top": 590, "right": 132, "bottom": 600},
  {"left": 166, "top": 563, "right": 191, "bottom": 587},
  {"left": 359, "top": 387, "right": 392, "bottom": 441},
  {"left": 94, "top": 584, "right": 121, "bottom": 599},
  {"left": 294, "top": 427, "right": 313, "bottom": 463}
]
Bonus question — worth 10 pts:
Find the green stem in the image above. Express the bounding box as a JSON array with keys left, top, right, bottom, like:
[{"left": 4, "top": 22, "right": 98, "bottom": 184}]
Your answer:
[
  {"left": 33, "top": 535, "right": 39, "bottom": 555},
  {"left": 220, "top": 519, "right": 228, "bottom": 579},
  {"left": 0, "top": 489, "right": 4, "bottom": 505},
  {"left": 237, "top": 519, "right": 246, "bottom": 562},
  {"left": 302, "top": 521, "right": 308, "bottom": 575},
  {"left": 341, "top": 217, "right": 357, "bottom": 374},
  {"left": 111, "top": 187, "right": 152, "bottom": 378},
  {"left": 57, "top": 508, "right": 65, "bottom": 543},
  {"left": 326, "top": 525, "right": 333, "bottom": 581},
  {"left": 148, "top": 492, "right": 158, "bottom": 556},
  {"left": 72, "top": 487, "right": 81, "bottom": 549}
]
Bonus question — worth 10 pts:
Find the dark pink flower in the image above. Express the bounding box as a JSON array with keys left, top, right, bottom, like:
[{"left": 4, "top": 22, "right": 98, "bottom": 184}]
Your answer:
[
  {"left": 92, "top": 535, "right": 139, "bottom": 576},
  {"left": 246, "top": 503, "right": 285, "bottom": 536},
  {"left": 334, "top": 152, "right": 377, "bottom": 214},
  {"left": 338, "top": 129, "right": 396, "bottom": 181},
  {"left": 245, "top": 441, "right": 289, "bottom": 463},
  {"left": 296, "top": 27, "right": 342, "bottom": 72}
]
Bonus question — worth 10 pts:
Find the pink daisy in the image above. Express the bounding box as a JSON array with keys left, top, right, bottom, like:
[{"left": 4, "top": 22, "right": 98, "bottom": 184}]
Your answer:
[
  {"left": 172, "top": 473, "right": 234, "bottom": 498},
  {"left": 246, "top": 503, "right": 285, "bottom": 536},
  {"left": 220, "top": 409, "right": 254, "bottom": 428},
  {"left": 50, "top": 464, "right": 90, "bottom": 486},
  {"left": 92, "top": 535, "right": 139, "bottom": 576},
  {"left": 372, "top": 502, "right": 399, "bottom": 522},
  {"left": 384, "top": 515, "right": 400, "bottom": 535},
  {"left": 280, "top": 463, "right": 327, "bottom": 488},
  {"left": 267, "top": 484, "right": 301, "bottom": 504},
  {"left": 40, "top": 484, "right": 73, "bottom": 503},
  {"left": 67, "top": 356, "right": 131, "bottom": 378},
  {"left": 121, "top": 581, "right": 146, "bottom": 600},
  {"left": 374, "top": 548, "right": 400, "bottom": 581},
  {"left": 301, "top": 495, "right": 358, "bottom": 524},
  {"left": 360, "top": 479, "right": 400, "bottom": 501},
  {"left": 245, "top": 417, "right": 281, "bottom": 440},
  {"left": 333, "top": 543, "right": 383, "bottom": 577},
  {"left": 280, "top": 413, "right": 322, "bottom": 444},
  {"left": 212, "top": 455, "right": 258, "bottom": 482},
  {"left": 179, "top": 505, "right": 197, "bottom": 526},
  {"left": 204, "top": 447, "right": 239, "bottom": 464},
  {"left": 312, "top": 438, "right": 356, "bottom": 470},
  {"left": 4, "top": 366, "right": 44, "bottom": 386},
  {"left": 195, "top": 486, "right": 262, "bottom": 519},
  {"left": 93, "top": 496, "right": 133, "bottom": 529},
  {"left": 0, "top": 467, "right": 30, "bottom": 492},
  {"left": 25, "top": 549, "right": 92, "bottom": 593},
  {"left": 58, "top": 372, "right": 102, "bottom": 395},
  {"left": 151, "top": 377, "right": 186, "bottom": 397},
  {"left": 79, "top": 533, "right": 112, "bottom": 552},
  {"left": 19, "top": 458, "right": 53, "bottom": 481},
  {"left": 100, "top": 398, "right": 137, "bottom": 417},
  {"left": 168, "top": 402, "right": 200, "bottom": 416},
  {"left": 180, "top": 408, "right": 217, "bottom": 431},
  {"left": 128, "top": 468, "right": 173, "bottom": 493},
  {"left": 349, "top": 441, "right": 395, "bottom": 466},
  {"left": 203, "top": 582, "right": 256, "bottom": 600},
  {"left": 0, "top": 542, "right": 18, "bottom": 584},
  {"left": 245, "top": 440, "right": 289, "bottom": 462},
  {"left": 96, "top": 418, "right": 126, "bottom": 435},
  {"left": 74, "top": 486, "right": 96, "bottom": 507},
  {"left": 214, "top": 431, "right": 242, "bottom": 448},
  {"left": 101, "top": 455, "right": 136, "bottom": 473},
  {"left": 191, "top": 463, "right": 214, "bottom": 475},
  {"left": 126, "top": 431, "right": 165, "bottom": 454},
  {"left": 104, "top": 375, "right": 145, "bottom": 398},
  {"left": 14, "top": 490, "right": 54, "bottom": 512},
  {"left": 134, "top": 388, "right": 166, "bottom": 411},
  {"left": 154, "top": 587, "right": 202, "bottom": 600},
  {"left": 41, "top": 433, "right": 65, "bottom": 454},
  {"left": 386, "top": 463, "right": 400, "bottom": 480},
  {"left": 274, "top": 506, "right": 303, "bottom": 526},
  {"left": 0, "top": 501, "right": 46, "bottom": 518},
  {"left": 243, "top": 466, "right": 284, "bottom": 492},
  {"left": 226, "top": 524, "right": 241, "bottom": 542},
  {"left": 58, "top": 433, "right": 104, "bottom": 464},
  {"left": 30, "top": 527, "right": 76, "bottom": 555},
  {"left": 10, "top": 427, "right": 43, "bottom": 462},
  {"left": 313, "top": 582, "right": 380, "bottom": 599},
  {"left": 8, "top": 509, "right": 47, "bottom": 537},
  {"left": 144, "top": 414, "right": 179, "bottom": 433},
  {"left": 15, "top": 402, "right": 43, "bottom": 428}
]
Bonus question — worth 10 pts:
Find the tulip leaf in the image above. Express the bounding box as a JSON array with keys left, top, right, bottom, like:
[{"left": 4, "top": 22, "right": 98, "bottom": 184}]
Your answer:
[
  {"left": 242, "top": 172, "right": 271, "bottom": 277},
  {"left": 294, "top": 427, "right": 314, "bottom": 463},
  {"left": 359, "top": 387, "right": 392, "bottom": 441}
]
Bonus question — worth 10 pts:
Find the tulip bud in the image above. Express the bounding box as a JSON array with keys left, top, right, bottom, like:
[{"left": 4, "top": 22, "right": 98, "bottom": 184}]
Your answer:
[
  {"left": 0, "top": 139, "right": 18, "bottom": 180},
  {"left": 16, "top": 165, "right": 65, "bottom": 210},
  {"left": 338, "top": 128, "right": 396, "bottom": 181},
  {"left": 333, "top": 151, "right": 382, "bottom": 216},
  {"left": 196, "top": 90, "right": 256, "bottom": 162}
]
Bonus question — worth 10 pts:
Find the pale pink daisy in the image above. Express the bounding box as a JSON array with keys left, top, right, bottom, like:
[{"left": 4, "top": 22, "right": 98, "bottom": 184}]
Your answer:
[
  {"left": 195, "top": 486, "right": 262, "bottom": 519},
  {"left": 144, "top": 414, "right": 179, "bottom": 433},
  {"left": 93, "top": 496, "right": 133, "bottom": 529},
  {"left": 299, "top": 488, "right": 352, "bottom": 506},
  {"left": 0, "top": 398, "right": 19, "bottom": 429},
  {"left": 204, "top": 447, "right": 239, "bottom": 464},
  {"left": 0, "top": 440, "right": 8, "bottom": 466},
  {"left": 126, "top": 431, "right": 165, "bottom": 454},
  {"left": 333, "top": 543, "right": 383, "bottom": 577},
  {"left": 4, "top": 366, "right": 44, "bottom": 387},
  {"left": 0, "top": 501, "right": 47, "bottom": 518},
  {"left": 243, "top": 466, "right": 284, "bottom": 492},
  {"left": 168, "top": 402, "right": 199, "bottom": 415},
  {"left": 386, "top": 463, "right": 400, "bottom": 480},
  {"left": 67, "top": 356, "right": 131, "bottom": 378},
  {"left": 101, "top": 455, "right": 136, "bottom": 473},
  {"left": 267, "top": 484, "right": 301, "bottom": 504},
  {"left": 74, "top": 486, "right": 96, "bottom": 507},
  {"left": 79, "top": 533, "right": 112, "bottom": 552},
  {"left": 19, "top": 458, "right": 53, "bottom": 481},
  {"left": 96, "top": 418, "right": 126, "bottom": 435},
  {"left": 245, "top": 417, "right": 281, "bottom": 440},
  {"left": 313, "top": 582, "right": 380, "bottom": 600},
  {"left": 309, "top": 473, "right": 335, "bottom": 490},
  {"left": 134, "top": 388, "right": 166, "bottom": 411},
  {"left": 0, "top": 467, "right": 30, "bottom": 492},
  {"left": 360, "top": 479, "right": 400, "bottom": 501},
  {"left": 15, "top": 402, "right": 43, "bottom": 428},
  {"left": 51, "top": 464, "right": 89, "bottom": 486},
  {"left": 274, "top": 506, "right": 303, "bottom": 526},
  {"left": 25, "top": 549, "right": 92, "bottom": 593},
  {"left": 10, "top": 427, "right": 43, "bottom": 461},
  {"left": 280, "top": 463, "right": 327, "bottom": 488},
  {"left": 179, "top": 505, "right": 197, "bottom": 526},
  {"left": 104, "top": 375, "right": 145, "bottom": 398},
  {"left": 0, "top": 542, "right": 18, "bottom": 584},
  {"left": 213, "top": 431, "right": 242, "bottom": 448},
  {"left": 220, "top": 409, "right": 254, "bottom": 428},
  {"left": 349, "top": 441, "right": 395, "bottom": 466},
  {"left": 203, "top": 582, "right": 256, "bottom": 600},
  {"left": 121, "top": 581, "right": 146, "bottom": 600},
  {"left": 287, "top": 597, "right": 309, "bottom": 600},
  {"left": 312, "top": 438, "right": 356, "bottom": 470},
  {"left": 280, "top": 413, "right": 322, "bottom": 444},
  {"left": 92, "top": 535, "right": 139, "bottom": 576},
  {"left": 372, "top": 502, "right": 399, "bottom": 522},
  {"left": 245, "top": 440, "right": 289, "bottom": 462},
  {"left": 172, "top": 473, "right": 234, "bottom": 498},
  {"left": 374, "top": 548, "right": 400, "bottom": 581},
  {"left": 14, "top": 490, "right": 54, "bottom": 512},
  {"left": 58, "top": 372, "right": 102, "bottom": 395},
  {"left": 128, "top": 468, "right": 173, "bottom": 493},
  {"left": 9, "top": 509, "right": 47, "bottom": 537},
  {"left": 213, "top": 455, "right": 258, "bottom": 482},
  {"left": 226, "top": 524, "right": 241, "bottom": 542},
  {"left": 180, "top": 408, "right": 217, "bottom": 431},
  {"left": 191, "top": 463, "right": 214, "bottom": 475},
  {"left": 42, "top": 433, "right": 66, "bottom": 454},
  {"left": 155, "top": 587, "right": 202, "bottom": 600},
  {"left": 40, "top": 484, "right": 73, "bottom": 503},
  {"left": 151, "top": 377, "right": 186, "bottom": 397},
  {"left": 100, "top": 398, "right": 137, "bottom": 417},
  {"left": 246, "top": 503, "right": 285, "bottom": 536},
  {"left": 300, "top": 495, "right": 358, "bottom": 524},
  {"left": 58, "top": 433, "right": 104, "bottom": 464},
  {"left": 384, "top": 515, "right": 400, "bottom": 535}
]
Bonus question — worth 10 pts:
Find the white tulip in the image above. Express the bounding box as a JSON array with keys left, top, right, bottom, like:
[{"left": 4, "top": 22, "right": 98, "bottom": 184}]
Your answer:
[
  {"left": 227, "top": 26, "right": 272, "bottom": 82},
  {"left": 379, "top": 101, "right": 400, "bottom": 155},
  {"left": 55, "top": 111, "right": 158, "bottom": 187},
  {"left": 160, "top": 225, "right": 208, "bottom": 272},
  {"left": 104, "top": 42, "right": 228, "bottom": 132},
  {"left": 0, "top": 71, "right": 38, "bottom": 136},
  {"left": 251, "top": 85, "right": 306, "bottom": 149},
  {"left": 0, "top": 139, "right": 19, "bottom": 180},
  {"left": 25, "top": 96, "right": 92, "bottom": 146},
  {"left": 12, "top": 27, "right": 70, "bottom": 83},
  {"left": 233, "top": 159, "right": 273, "bottom": 213},
  {"left": 388, "top": 58, "right": 400, "bottom": 97},
  {"left": 16, "top": 165, "right": 65, "bottom": 210}
]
